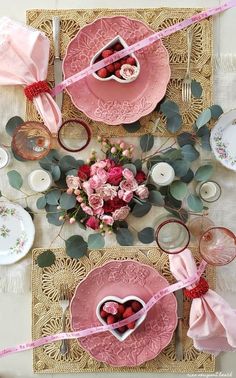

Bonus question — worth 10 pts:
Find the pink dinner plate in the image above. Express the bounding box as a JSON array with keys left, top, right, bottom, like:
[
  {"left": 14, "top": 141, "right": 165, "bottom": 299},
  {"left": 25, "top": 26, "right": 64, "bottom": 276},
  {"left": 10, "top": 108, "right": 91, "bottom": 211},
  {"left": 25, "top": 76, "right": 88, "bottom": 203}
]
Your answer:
[
  {"left": 63, "top": 16, "right": 171, "bottom": 125},
  {"left": 70, "top": 260, "right": 177, "bottom": 367}
]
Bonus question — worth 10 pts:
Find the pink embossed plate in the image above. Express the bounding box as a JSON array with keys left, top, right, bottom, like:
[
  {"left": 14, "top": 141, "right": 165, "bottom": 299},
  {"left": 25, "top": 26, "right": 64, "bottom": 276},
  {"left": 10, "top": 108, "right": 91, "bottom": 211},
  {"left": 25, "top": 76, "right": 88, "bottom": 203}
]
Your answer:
[
  {"left": 63, "top": 16, "right": 171, "bottom": 125},
  {"left": 70, "top": 260, "right": 177, "bottom": 367}
]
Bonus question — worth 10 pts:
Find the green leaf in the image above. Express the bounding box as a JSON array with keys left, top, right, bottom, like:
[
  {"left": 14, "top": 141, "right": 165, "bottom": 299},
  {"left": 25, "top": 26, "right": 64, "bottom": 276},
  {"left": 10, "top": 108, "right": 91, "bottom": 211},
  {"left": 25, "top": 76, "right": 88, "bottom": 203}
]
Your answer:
[
  {"left": 138, "top": 227, "right": 155, "bottom": 244},
  {"left": 88, "top": 233, "right": 105, "bottom": 249},
  {"left": 66, "top": 169, "right": 78, "bottom": 177},
  {"left": 122, "top": 120, "right": 141, "bottom": 133},
  {"left": 46, "top": 189, "right": 61, "bottom": 205},
  {"left": 36, "top": 196, "right": 47, "bottom": 209},
  {"left": 171, "top": 160, "right": 191, "bottom": 177},
  {"left": 59, "top": 156, "right": 80, "bottom": 173},
  {"left": 148, "top": 190, "right": 165, "bottom": 206},
  {"left": 160, "top": 99, "right": 180, "bottom": 118},
  {"left": 187, "top": 194, "right": 203, "bottom": 212},
  {"left": 166, "top": 114, "right": 182, "bottom": 133},
  {"left": 66, "top": 235, "right": 88, "bottom": 259},
  {"left": 181, "top": 144, "right": 200, "bottom": 162},
  {"left": 177, "top": 132, "right": 195, "bottom": 147},
  {"left": 39, "top": 160, "right": 53, "bottom": 172},
  {"left": 191, "top": 80, "right": 203, "bottom": 98},
  {"left": 116, "top": 228, "right": 134, "bottom": 246},
  {"left": 165, "top": 207, "right": 189, "bottom": 223},
  {"left": 194, "top": 164, "right": 214, "bottom": 182},
  {"left": 164, "top": 194, "right": 182, "bottom": 211},
  {"left": 196, "top": 108, "right": 211, "bottom": 129},
  {"left": 7, "top": 170, "right": 23, "bottom": 190},
  {"left": 133, "top": 159, "right": 142, "bottom": 171},
  {"left": 6, "top": 116, "right": 24, "bottom": 136},
  {"left": 196, "top": 125, "right": 210, "bottom": 137},
  {"left": 162, "top": 148, "right": 183, "bottom": 161},
  {"left": 132, "top": 202, "right": 152, "bottom": 217},
  {"left": 36, "top": 250, "right": 56, "bottom": 268},
  {"left": 46, "top": 212, "right": 63, "bottom": 226},
  {"left": 170, "top": 181, "right": 188, "bottom": 200},
  {"left": 123, "top": 163, "right": 137, "bottom": 176},
  {"left": 155, "top": 96, "right": 167, "bottom": 112},
  {"left": 180, "top": 169, "right": 194, "bottom": 184},
  {"left": 140, "top": 134, "right": 154, "bottom": 152},
  {"left": 113, "top": 220, "right": 128, "bottom": 233},
  {"left": 200, "top": 134, "right": 212, "bottom": 151},
  {"left": 210, "top": 105, "right": 223, "bottom": 120},
  {"left": 51, "top": 165, "right": 61, "bottom": 181},
  {"left": 60, "top": 192, "right": 77, "bottom": 210}
]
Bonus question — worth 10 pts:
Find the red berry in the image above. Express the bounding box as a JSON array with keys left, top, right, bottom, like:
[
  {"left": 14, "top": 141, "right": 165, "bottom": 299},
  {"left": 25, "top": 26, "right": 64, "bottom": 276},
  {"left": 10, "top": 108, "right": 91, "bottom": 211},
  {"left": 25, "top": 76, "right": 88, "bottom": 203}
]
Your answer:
[
  {"left": 123, "top": 307, "right": 134, "bottom": 319},
  {"left": 126, "top": 56, "right": 136, "bottom": 65},
  {"left": 114, "top": 42, "right": 123, "bottom": 51},
  {"left": 118, "top": 304, "right": 125, "bottom": 314},
  {"left": 131, "top": 301, "right": 143, "bottom": 312},
  {"left": 127, "top": 321, "right": 136, "bottom": 329},
  {"left": 114, "top": 62, "right": 121, "bottom": 70},
  {"left": 97, "top": 68, "right": 108, "bottom": 78},
  {"left": 115, "top": 69, "right": 122, "bottom": 79},
  {"left": 100, "top": 309, "right": 108, "bottom": 318},
  {"left": 107, "top": 315, "right": 115, "bottom": 324},
  {"left": 106, "top": 63, "right": 115, "bottom": 73},
  {"left": 101, "top": 49, "right": 114, "bottom": 58},
  {"left": 118, "top": 326, "right": 127, "bottom": 333}
]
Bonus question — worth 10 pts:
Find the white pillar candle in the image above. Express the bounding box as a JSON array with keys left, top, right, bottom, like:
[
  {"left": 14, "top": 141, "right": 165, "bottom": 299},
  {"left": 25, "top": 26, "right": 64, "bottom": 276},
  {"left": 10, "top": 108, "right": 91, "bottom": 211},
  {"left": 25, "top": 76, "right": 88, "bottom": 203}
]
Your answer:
[
  {"left": 28, "top": 169, "right": 52, "bottom": 192},
  {"left": 0, "top": 147, "right": 11, "bottom": 169},
  {"left": 151, "top": 162, "right": 175, "bottom": 186},
  {"left": 197, "top": 181, "right": 218, "bottom": 200}
]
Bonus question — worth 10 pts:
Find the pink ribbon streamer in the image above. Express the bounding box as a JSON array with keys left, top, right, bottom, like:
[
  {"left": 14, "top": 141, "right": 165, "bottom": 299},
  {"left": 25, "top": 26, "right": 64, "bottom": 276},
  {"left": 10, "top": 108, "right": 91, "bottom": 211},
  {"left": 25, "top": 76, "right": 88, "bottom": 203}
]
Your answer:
[
  {"left": 0, "top": 260, "right": 207, "bottom": 359},
  {"left": 52, "top": 0, "right": 236, "bottom": 96}
]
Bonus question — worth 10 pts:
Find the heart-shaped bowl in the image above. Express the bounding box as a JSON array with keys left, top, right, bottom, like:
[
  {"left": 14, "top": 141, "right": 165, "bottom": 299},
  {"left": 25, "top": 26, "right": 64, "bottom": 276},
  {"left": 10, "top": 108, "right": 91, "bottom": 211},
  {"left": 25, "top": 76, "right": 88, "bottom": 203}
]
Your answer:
[
  {"left": 90, "top": 35, "right": 140, "bottom": 84},
  {"left": 96, "top": 295, "right": 146, "bottom": 342}
]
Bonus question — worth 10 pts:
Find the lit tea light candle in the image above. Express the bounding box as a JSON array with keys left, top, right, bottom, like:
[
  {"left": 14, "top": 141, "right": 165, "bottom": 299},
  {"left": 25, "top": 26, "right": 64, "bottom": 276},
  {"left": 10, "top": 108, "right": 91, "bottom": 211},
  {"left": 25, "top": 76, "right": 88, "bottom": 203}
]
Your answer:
[
  {"left": 151, "top": 162, "right": 175, "bottom": 186},
  {"left": 0, "top": 147, "right": 11, "bottom": 169},
  {"left": 28, "top": 169, "right": 52, "bottom": 192},
  {"left": 196, "top": 180, "right": 221, "bottom": 202}
]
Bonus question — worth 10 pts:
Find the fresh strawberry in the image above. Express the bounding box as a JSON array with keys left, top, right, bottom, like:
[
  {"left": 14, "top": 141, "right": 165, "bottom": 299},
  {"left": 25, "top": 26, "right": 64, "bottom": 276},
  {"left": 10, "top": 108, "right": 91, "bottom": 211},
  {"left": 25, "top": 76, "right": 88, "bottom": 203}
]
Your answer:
[
  {"left": 126, "top": 56, "right": 136, "bottom": 65},
  {"left": 97, "top": 68, "right": 108, "bottom": 78},
  {"left": 114, "top": 42, "right": 123, "bottom": 51},
  {"left": 131, "top": 301, "right": 143, "bottom": 312},
  {"left": 114, "top": 62, "right": 121, "bottom": 70},
  {"left": 118, "top": 325, "right": 127, "bottom": 333},
  {"left": 115, "top": 69, "right": 122, "bottom": 79},
  {"left": 101, "top": 49, "right": 114, "bottom": 58},
  {"left": 106, "top": 63, "right": 115, "bottom": 73},
  {"left": 123, "top": 307, "right": 134, "bottom": 318},
  {"left": 118, "top": 304, "right": 125, "bottom": 314},
  {"left": 127, "top": 321, "right": 136, "bottom": 329},
  {"left": 107, "top": 315, "right": 116, "bottom": 324},
  {"left": 100, "top": 309, "right": 108, "bottom": 318}
]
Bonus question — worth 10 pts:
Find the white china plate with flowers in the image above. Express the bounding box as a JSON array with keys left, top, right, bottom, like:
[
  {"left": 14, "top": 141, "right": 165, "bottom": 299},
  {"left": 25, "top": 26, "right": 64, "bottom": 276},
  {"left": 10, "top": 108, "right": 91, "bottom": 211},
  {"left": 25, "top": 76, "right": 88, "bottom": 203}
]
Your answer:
[
  {"left": 210, "top": 109, "right": 236, "bottom": 171},
  {"left": 0, "top": 202, "right": 35, "bottom": 265}
]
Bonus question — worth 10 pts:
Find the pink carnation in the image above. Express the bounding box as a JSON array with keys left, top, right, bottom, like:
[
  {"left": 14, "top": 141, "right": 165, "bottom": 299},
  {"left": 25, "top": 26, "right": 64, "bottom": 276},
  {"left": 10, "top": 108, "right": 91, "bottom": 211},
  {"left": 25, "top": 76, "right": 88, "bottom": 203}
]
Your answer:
[
  {"left": 66, "top": 175, "right": 81, "bottom": 190},
  {"left": 81, "top": 203, "right": 93, "bottom": 216},
  {"left": 97, "top": 184, "right": 117, "bottom": 201},
  {"left": 93, "top": 207, "right": 104, "bottom": 216},
  {"left": 88, "top": 194, "right": 104, "bottom": 209},
  {"left": 122, "top": 168, "right": 134, "bottom": 181},
  {"left": 82, "top": 181, "right": 94, "bottom": 196},
  {"left": 122, "top": 191, "right": 133, "bottom": 203},
  {"left": 101, "top": 215, "right": 114, "bottom": 226},
  {"left": 112, "top": 205, "right": 130, "bottom": 221},
  {"left": 108, "top": 166, "right": 123, "bottom": 185},
  {"left": 86, "top": 216, "right": 100, "bottom": 230},
  {"left": 89, "top": 175, "right": 103, "bottom": 190},
  {"left": 120, "top": 179, "right": 138, "bottom": 192},
  {"left": 135, "top": 185, "right": 149, "bottom": 199}
]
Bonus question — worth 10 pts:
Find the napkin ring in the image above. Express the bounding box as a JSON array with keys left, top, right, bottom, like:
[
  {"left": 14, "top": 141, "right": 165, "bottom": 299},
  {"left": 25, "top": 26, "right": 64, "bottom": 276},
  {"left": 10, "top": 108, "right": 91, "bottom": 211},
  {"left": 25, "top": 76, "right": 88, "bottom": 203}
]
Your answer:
[
  {"left": 24, "top": 81, "right": 51, "bottom": 101},
  {"left": 184, "top": 277, "right": 209, "bottom": 299}
]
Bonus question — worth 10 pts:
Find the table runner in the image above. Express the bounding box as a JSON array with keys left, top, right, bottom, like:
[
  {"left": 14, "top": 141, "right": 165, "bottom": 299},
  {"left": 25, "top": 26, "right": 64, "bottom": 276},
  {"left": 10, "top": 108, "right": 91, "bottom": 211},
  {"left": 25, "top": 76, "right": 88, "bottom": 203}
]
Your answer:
[{"left": 32, "top": 246, "right": 215, "bottom": 374}]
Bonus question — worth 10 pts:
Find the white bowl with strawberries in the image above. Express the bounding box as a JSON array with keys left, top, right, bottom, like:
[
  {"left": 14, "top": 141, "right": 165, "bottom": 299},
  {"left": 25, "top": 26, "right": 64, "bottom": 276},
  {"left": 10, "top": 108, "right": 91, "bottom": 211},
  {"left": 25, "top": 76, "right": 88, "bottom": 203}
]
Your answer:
[
  {"left": 91, "top": 35, "right": 140, "bottom": 84},
  {"left": 96, "top": 295, "right": 146, "bottom": 341}
]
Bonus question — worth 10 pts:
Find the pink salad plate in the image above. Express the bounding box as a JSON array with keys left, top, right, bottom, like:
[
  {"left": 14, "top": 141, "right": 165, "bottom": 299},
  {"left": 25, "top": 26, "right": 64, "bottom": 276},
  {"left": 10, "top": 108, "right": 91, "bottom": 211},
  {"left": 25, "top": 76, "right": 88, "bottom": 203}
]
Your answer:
[
  {"left": 70, "top": 260, "right": 177, "bottom": 367},
  {"left": 63, "top": 16, "right": 171, "bottom": 125}
]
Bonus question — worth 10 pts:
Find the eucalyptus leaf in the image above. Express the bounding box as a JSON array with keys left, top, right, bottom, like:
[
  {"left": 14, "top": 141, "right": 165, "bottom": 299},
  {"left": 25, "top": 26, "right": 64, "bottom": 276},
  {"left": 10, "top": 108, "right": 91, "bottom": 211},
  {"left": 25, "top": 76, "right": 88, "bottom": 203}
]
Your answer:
[
  {"left": 140, "top": 134, "right": 154, "bottom": 152},
  {"left": 46, "top": 212, "right": 63, "bottom": 226},
  {"left": 191, "top": 80, "right": 203, "bottom": 98},
  {"left": 39, "top": 160, "right": 53, "bottom": 172},
  {"left": 196, "top": 108, "right": 211, "bottom": 129},
  {"left": 36, "top": 250, "right": 56, "bottom": 268},
  {"left": 132, "top": 202, "right": 152, "bottom": 217},
  {"left": 196, "top": 125, "right": 210, "bottom": 137},
  {"left": 60, "top": 192, "right": 77, "bottom": 210},
  {"left": 210, "top": 105, "right": 223, "bottom": 119},
  {"left": 170, "top": 181, "right": 188, "bottom": 200},
  {"left": 122, "top": 120, "right": 141, "bottom": 133},
  {"left": 195, "top": 164, "right": 213, "bottom": 182},
  {"left": 177, "top": 132, "right": 195, "bottom": 147},
  {"left": 164, "top": 194, "right": 182, "bottom": 211},
  {"left": 36, "top": 196, "right": 47, "bottom": 209},
  {"left": 123, "top": 163, "right": 137, "bottom": 176},
  {"left": 46, "top": 189, "right": 61, "bottom": 205},
  {"left": 6, "top": 116, "right": 24, "bottom": 136},
  {"left": 88, "top": 233, "right": 105, "bottom": 249},
  {"left": 200, "top": 134, "right": 212, "bottom": 151},
  {"left": 116, "top": 228, "right": 134, "bottom": 246},
  {"left": 138, "top": 227, "right": 155, "bottom": 244},
  {"left": 165, "top": 207, "right": 189, "bottom": 223},
  {"left": 160, "top": 99, "right": 180, "bottom": 118},
  {"left": 187, "top": 194, "right": 203, "bottom": 212},
  {"left": 148, "top": 190, "right": 165, "bottom": 206},
  {"left": 181, "top": 144, "right": 200, "bottom": 162},
  {"left": 66, "top": 235, "right": 88, "bottom": 259},
  {"left": 170, "top": 160, "right": 191, "bottom": 177},
  {"left": 113, "top": 220, "right": 128, "bottom": 233},
  {"left": 7, "top": 170, "right": 23, "bottom": 190},
  {"left": 133, "top": 159, "right": 142, "bottom": 171},
  {"left": 167, "top": 113, "right": 182, "bottom": 133},
  {"left": 51, "top": 165, "right": 61, "bottom": 181},
  {"left": 66, "top": 169, "right": 78, "bottom": 177},
  {"left": 59, "top": 156, "right": 80, "bottom": 173},
  {"left": 162, "top": 148, "right": 183, "bottom": 161},
  {"left": 155, "top": 96, "right": 167, "bottom": 112},
  {"left": 180, "top": 169, "right": 194, "bottom": 184}
]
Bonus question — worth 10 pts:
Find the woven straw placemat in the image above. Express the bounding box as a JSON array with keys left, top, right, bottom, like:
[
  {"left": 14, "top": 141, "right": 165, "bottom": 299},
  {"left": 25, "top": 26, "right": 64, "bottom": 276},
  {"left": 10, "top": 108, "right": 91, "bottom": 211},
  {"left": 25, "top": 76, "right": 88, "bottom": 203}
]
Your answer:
[
  {"left": 32, "top": 246, "right": 215, "bottom": 374},
  {"left": 26, "top": 8, "right": 213, "bottom": 137}
]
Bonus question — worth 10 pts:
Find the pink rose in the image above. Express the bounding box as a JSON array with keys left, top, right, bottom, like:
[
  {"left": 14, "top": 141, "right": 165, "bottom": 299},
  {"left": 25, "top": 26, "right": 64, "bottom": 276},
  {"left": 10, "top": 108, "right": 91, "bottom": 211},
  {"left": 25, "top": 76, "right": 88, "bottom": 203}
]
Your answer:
[
  {"left": 66, "top": 175, "right": 81, "bottom": 190},
  {"left": 81, "top": 203, "right": 93, "bottom": 216},
  {"left": 112, "top": 205, "right": 130, "bottom": 221},
  {"left": 82, "top": 181, "right": 94, "bottom": 196},
  {"left": 90, "top": 160, "right": 107, "bottom": 175},
  {"left": 135, "top": 185, "right": 149, "bottom": 199},
  {"left": 122, "top": 168, "right": 134, "bottom": 180},
  {"left": 88, "top": 194, "right": 104, "bottom": 209},
  {"left": 118, "top": 189, "right": 124, "bottom": 199},
  {"left": 93, "top": 207, "right": 104, "bottom": 216},
  {"left": 86, "top": 216, "right": 100, "bottom": 230},
  {"left": 104, "top": 159, "right": 115, "bottom": 169},
  {"left": 101, "top": 215, "right": 114, "bottom": 226},
  {"left": 108, "top": 166, "right": 123, "bottom": 185},
  {"left": 97, "top": 184, "right": 117, "bottom": 201},
  {"left": 96, "top": 168, "right": 108, "bottom": 184},
  {"left": 120, "top": 179, "right": 138, "bottom": 192},
  {"left": 122, "top": 191, "right": 133, "bottom": 203},
  {"left": 89, "top": 175, "right": 103, "bottom": 189}
]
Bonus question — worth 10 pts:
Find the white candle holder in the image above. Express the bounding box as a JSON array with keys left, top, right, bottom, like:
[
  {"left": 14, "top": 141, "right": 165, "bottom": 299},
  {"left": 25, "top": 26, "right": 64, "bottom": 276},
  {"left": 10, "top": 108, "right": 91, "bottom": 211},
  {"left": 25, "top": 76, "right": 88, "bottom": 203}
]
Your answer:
[
  {"left": 28, "top": 169, "right": 52, "bottom": 193},
  {"left": 0, "top": 146, "right": 11, "bottom": 169},
  {"left": 150, "top": 162, "right": 175, "bottom": 187},
  {"left": 196, "top": 180, "right": 221, "bottom": 203}
]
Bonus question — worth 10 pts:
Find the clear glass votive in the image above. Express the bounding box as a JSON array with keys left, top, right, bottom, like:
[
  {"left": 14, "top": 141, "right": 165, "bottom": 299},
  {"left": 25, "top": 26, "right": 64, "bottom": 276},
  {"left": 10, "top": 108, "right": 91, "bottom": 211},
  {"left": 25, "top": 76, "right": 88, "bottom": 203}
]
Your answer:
[
  {"left": 188, "top": 216, "right": 215, "bottom": 239},
  {"left": 196, "top": 180, "right": 221, "bottom": 203}
]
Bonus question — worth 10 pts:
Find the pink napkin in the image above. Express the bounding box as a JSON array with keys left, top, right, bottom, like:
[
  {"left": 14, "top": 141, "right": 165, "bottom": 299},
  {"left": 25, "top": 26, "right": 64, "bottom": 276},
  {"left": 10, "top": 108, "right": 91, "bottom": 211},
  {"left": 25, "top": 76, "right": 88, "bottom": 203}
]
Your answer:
[
  {"left": 169, "top": 249, "right": 236, "bottom": 355},
  {"left": 0, "top": 17, "right": 61, "bottom": 133}
]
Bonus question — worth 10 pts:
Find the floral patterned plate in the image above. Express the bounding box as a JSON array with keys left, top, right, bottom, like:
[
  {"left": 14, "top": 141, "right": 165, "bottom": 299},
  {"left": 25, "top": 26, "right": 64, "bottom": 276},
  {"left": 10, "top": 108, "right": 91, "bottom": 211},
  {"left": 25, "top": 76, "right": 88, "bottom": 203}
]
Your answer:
[
  {"left": 70, "top": 260, "right": 177, "bottom": 367},
  {"left": 63, "top": 16, "right": 171, "bottom": 125},
  {"left": 0, "top": 202, "right": 35, "bottom": 265},
  {"left": 210, "top": 109, "right": 236, "bottom": 171}
]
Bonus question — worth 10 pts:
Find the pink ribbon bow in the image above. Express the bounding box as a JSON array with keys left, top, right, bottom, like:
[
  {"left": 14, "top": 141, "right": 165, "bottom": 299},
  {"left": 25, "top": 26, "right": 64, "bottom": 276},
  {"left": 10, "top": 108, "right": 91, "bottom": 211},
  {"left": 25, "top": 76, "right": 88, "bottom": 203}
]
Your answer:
[
  {"left": 0, "top": 17, "right": 61, "bottom": 133},
  {"left": 169, "top": 249, "right": 236, "bottom": 355}
]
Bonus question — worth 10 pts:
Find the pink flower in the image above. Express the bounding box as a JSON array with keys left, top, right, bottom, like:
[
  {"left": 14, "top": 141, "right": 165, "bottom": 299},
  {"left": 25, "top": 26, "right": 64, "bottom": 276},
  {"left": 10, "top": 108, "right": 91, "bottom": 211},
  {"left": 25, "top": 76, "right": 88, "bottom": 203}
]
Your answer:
[
  {"left": 88, "top": 194, "right": 104, "bottom": 209},
  {"left": 96, "top": 168, "right": 108, "bottom": 184},
  {"left": 112, "top": 205, "right": 130, "bottom": 221},
  {"left": 122, "top": 168, "right": 134, "bottom": 180},
  {"left": 101, "top": 215, "right": 114, "bottom": 226},
  {"left": 66, "top": 175, "right": 81, "bottom": 190},
  {"left": 86, "top": 216, "right": 100, "bottom": 230},
  {"left": 90, "top": 160, "right": 107, "bottom": 175},
  {"left": 104, "top": 159, "right": 115, "bottom": 169},
  {"left": 97, "top": 184, "right": 117, "bottom": 200},
  {"left": 135, "top": 185, "right": 149, "bottom": 200},
  {"left": 108, "top": 166, "right": 123, "bottom": 185},
  {"left": 89, "top": 175, "right": 103, "bottom": 190},
  {"left": 93, "top": 207, "right": 104, "bottom": 216},
  {"left": 118, "top": 189, "right": 124, "bottom": 199},
  {"left": 122, "top": 191, "right": 133, "bottom": 203},
  {"left": 81, "top": 203, "right": 93, "bottom": 216},
  {"left": 82, "top": 181, "right": 94, "bottom": 196},
  {"left": 120, "top": 179, "right": 138, "bottom": 192}
]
